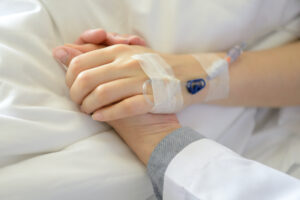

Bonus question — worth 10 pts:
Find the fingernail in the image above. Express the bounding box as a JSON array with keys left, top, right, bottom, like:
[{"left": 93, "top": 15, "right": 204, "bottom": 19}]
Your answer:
[
  {"left": 92, "top": 112, "right": 104, "bottom": 121},
  {"left": 54, "top": 49, "right": 69, "bottom": 65}
]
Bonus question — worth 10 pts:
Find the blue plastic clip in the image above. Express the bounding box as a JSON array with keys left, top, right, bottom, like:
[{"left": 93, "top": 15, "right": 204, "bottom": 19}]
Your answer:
[{"left": 186, "top": 78, "right": 206, "bottom": 95}]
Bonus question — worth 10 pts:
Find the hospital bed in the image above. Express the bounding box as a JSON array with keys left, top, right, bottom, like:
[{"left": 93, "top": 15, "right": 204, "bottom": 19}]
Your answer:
[{"left": 0, "top": 0, "right": 299, "bottom": 199}]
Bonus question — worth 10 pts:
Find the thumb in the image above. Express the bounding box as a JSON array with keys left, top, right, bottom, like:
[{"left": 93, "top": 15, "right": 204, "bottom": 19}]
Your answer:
[
  {"left": 75, "top": 29, "right": 107, "bottom": 45},
  {"left": 53, "top": 43, "right": 105, "bottom": 67}
]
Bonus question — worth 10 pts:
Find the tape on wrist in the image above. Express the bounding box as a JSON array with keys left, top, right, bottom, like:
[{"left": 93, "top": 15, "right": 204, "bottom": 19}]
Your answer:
[
  {"left": 193, "top": 54, "right": 229, "bottom": 101},
  {"left": 132, "top": 53, "right": 183, "bottom": 113}
]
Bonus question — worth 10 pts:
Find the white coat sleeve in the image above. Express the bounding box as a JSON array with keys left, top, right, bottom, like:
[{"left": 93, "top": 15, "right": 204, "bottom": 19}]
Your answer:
[{"left": 147, "top": 127, "right": 300, "bottom": 200}]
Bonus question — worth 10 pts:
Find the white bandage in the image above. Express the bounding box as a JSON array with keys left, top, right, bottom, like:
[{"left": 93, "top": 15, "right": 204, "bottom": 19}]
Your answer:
[
  {"left": 132, "top": 53, "right": 183, "bottom": 113},
  {"left": 193, "top": 54, "right": 229, "bottom": 101}
]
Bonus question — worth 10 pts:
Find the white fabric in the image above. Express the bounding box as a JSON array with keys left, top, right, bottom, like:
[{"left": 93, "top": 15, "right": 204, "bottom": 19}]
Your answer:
[
  {"left": 132, "top": 53, "right": 183, "bottom": 113},
  {"left": 0, "top": 1, "right": 153, "bottom": 199},
  {"left": 0, "top": 0, "right": 299, "bottom": 199},
  {"left": 164, "top": 139, "right": 300, "bottom": 200},
  {"left": 0, "top": 132, "right": 153, "bottom": 200}
]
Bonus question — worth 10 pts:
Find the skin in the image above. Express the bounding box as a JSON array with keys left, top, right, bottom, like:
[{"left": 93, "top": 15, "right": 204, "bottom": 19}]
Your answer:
[
  {"left": 54, "top": 34, "right": 300, "bottom": 121},
  {"left": 53, "top": 29, "right": 300, "bottom": 165},
  {"left": 54, "top": 35, "right": 207, "bottom": 121},
  {"left": 108, "top": 113, "right": 181, "bottom": 165},
  {"left": 53, "top": 29, "right": 176, "bottom": 165}
]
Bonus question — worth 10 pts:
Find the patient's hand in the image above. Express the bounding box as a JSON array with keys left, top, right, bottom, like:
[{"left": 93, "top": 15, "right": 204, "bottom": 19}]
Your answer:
[
  {"left": 53, "top": 29, "right": 146, "bottom": 66},
  {"left": 53, "top": 29, "right": 204, "bottom": 122},
  {"left": 65, "top": 44, "right": 156, "bottom": 121}
]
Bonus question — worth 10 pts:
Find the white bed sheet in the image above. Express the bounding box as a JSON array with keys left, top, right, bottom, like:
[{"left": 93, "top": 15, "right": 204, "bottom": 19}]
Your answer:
[{"left": 0, "top": 0, "right": 299, "bottom": 199}]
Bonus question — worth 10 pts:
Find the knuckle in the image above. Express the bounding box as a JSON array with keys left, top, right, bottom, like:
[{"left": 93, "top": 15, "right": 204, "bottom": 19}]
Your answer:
[
  {"left": 95, "top": 85, "right": 110, "bottom": 102},
  {"left": 76, "top": 71, "right": 90, "bottom": 88},
  {"left": 69, "top": 71, "right": 91, "bottom": 104},
  {"left": 70, "top": 56, "right": 81, "bottom": 68},
  {"left": 69, "top": 57, "right": 82, "bottom": 75},
  {"left": 128, "top": 58, "right": 140, "bottom": 67},
  {"left": 120, "top": 58, "right": 140, "bottom": 71}
]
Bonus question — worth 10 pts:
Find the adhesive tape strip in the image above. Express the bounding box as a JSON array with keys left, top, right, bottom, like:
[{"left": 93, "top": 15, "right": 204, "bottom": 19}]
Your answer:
[
  {"left": 132, "top": 53, "right": 183, "bottom": 113},
  {"left": 193, "top": 54, "right": 229, "bottom": 101}
]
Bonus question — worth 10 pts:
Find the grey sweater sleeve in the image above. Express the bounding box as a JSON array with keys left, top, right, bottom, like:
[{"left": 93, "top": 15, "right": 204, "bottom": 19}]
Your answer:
[{"left": 147, "top": 127, "right": 204, "bottom": 200}]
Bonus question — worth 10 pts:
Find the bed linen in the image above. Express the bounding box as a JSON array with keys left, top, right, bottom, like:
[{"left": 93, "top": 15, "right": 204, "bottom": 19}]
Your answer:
[{"left": 0, "top": 0, "right": 299, "bottom": 199}]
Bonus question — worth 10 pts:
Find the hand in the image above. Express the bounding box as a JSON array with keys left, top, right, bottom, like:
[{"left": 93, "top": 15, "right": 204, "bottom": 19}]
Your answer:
[
  {"left": 107, "top": 113, "right": 181, "bottom": 165},
  {"left": 64, "top": 43, "right": 208, "bottom": 121},
  {"left": 53, "top": 29, "right": 208, "bottom": 122},
  {"left": 53, "top": 28, "right": 146, "bottom": 66},
  {"left": 75, "top": 29, "right": 146, "bottom": 46},
  {"left": 65, "top": 44, "right": 155, "bottom": 120}
]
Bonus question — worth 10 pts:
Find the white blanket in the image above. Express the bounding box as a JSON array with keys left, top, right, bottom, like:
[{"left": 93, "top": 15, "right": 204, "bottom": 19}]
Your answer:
[{"left": 0, "top": 0, "right": 299, "bottom": 199}]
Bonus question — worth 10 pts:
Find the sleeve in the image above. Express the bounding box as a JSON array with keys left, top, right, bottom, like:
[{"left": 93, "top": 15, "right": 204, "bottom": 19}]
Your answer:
[{"left": 147, "top": 127, "right": 300, "bottom": 200}]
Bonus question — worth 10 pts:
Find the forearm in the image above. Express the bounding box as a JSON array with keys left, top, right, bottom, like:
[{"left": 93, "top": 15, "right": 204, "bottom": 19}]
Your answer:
[{"left": 183, "top": 41, "right": 300, "bottom": 107}]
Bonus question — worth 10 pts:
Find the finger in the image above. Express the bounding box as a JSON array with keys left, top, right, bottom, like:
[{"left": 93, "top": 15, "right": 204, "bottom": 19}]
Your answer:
[
  {"left": 128, "top": 35, "right": 147, "bottom": 46},
  {"left": 75, "top": 29, "right": 147, "bottom": 46},
  {"left": 53, "top": 44, "right": 106, "bottom": 67},
  {"left": 70, "top": 64, "right": 139, "bottom": 104},
  {"left": 66, "top": 47, "right": 116, "bottom": 87},
  {"left": 92, "top": 95, "right": 153, "bottom": 122},
  {"left": 75, "top": 29, "right": 107, "bottom": 45},
  {"left": 65, "top": 43, "right": 105, "bottom": 53},
  {"left": 106, "top": 33, "right": 147, "bottom": 46},
  {"left": 53, "top": 46, "right": 82, "bottom": 66},
  {"left": 105, "top": 32, "right": 130, "bottom": 46},
  {"left": 79, "top": 77, "right": 146, "bottom": 113}
]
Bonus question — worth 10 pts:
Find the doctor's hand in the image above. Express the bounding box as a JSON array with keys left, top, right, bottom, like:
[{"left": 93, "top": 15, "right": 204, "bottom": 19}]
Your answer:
[
  {"left": 74, "top": 28, "right": 146, "bottom": 46},
  {"left": 107, "top": 113, "right": 181, "bottom": 165},
  {"left": 53, "top": 28, "right": 146, "bottom": 66}
]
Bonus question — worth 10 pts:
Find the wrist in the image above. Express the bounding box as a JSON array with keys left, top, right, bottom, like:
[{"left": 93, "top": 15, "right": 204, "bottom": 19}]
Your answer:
[
  {"left": 110, "top": 114, "right": 181, "bottom": 165},
  {"left": 133, "top": 123, "right": 181, "bottom": 165},
  {"left": 162, "top": 54, "right": 209, "bottom": 106}
]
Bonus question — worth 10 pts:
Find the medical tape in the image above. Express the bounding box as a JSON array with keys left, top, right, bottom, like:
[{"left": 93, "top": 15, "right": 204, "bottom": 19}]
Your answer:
[
  {"left": 132, "top": 53, "right": 183, "bottom": 113},
  {"left": 193, "top": 54, "right": 229, "bottom": 101}
]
